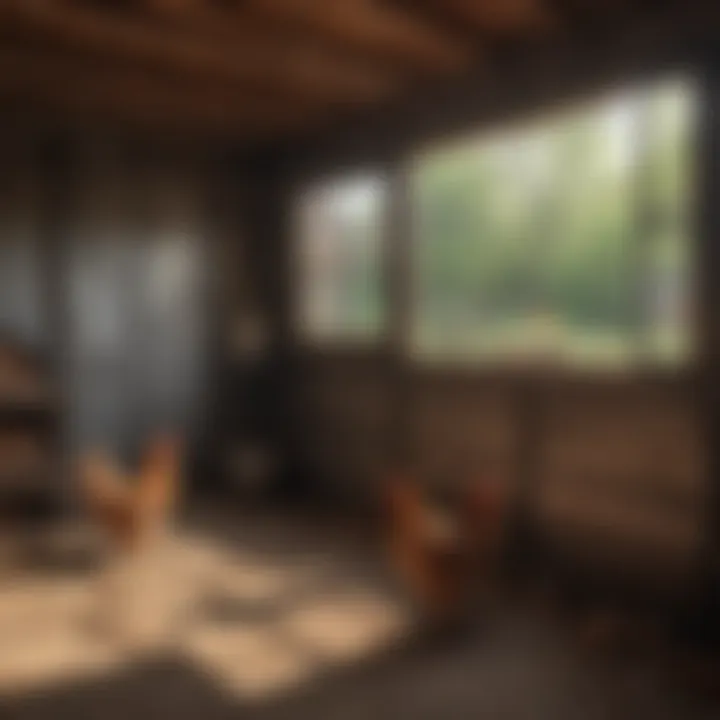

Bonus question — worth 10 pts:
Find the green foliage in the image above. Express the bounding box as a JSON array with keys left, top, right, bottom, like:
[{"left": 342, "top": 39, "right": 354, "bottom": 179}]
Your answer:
[{"left": 412, "top": 82, "right": 693, "bottom": 365}]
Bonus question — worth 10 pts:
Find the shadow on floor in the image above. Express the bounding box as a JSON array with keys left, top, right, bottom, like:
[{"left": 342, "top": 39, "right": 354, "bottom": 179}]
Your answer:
[
  {"left": 3, "top": 504, "right": 720, "bottom": 720},
  {"left": 4, "top": 613, "right": 719, "bottom": 720}
]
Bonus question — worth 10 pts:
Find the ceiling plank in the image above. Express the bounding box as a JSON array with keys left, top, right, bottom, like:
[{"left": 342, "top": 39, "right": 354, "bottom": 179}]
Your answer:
[
  {"left": 417, "top": 0, "right": 557, "bottom": 35},
  {"left": 0, "top": 40, "right": 314, "bottom": 138},
  {"left": 547, "top": 0, "right": 641, "bottom": 28},
  {"left": 132, "top": 0, "right": 407, "bottom": 94},
  {"left": 280, "top": 0, "right": 719, "bottom": 166},
  {"left": 0, "top": 0, "right": 394, "bottom": 104},
  {"left": 241, "top": 0, "right": 474, "bottom": 72}
]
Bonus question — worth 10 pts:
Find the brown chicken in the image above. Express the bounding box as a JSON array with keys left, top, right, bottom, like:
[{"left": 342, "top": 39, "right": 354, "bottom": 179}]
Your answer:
[
  {"left": 80, "top": 434, "right": 182, "bottom": 553},
  {"left": 80, "top": 435, "right": 183, "bottom": 642},
  {"left": 383, "top": 471, "right": 506, "bottom": 628}
]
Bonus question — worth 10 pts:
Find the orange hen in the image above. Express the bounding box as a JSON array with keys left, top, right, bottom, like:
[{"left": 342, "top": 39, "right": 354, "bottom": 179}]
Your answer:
[
  {"left": 383, "top": 472, "right": 505, "bottom": 627},
  {"left": 81, "top": 434, "right": 182, "bottom": 553}
]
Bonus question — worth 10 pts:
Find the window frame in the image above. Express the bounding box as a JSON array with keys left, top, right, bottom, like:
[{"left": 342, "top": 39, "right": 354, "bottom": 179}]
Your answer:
[
  {"left": 402, "top": 74, "right": 700, "bottom": 379},
  {"left": 291, "top": 169, "right": 391, "bottom": 353}
]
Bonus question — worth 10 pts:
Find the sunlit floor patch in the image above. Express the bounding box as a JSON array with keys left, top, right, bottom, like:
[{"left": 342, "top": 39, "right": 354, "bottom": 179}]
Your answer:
[
  {"left": 209, "top": 558, "right": 304, "bottom": 605},
  {"left": 0, "top": 613, "right": 125, "bottom": 693},
  {"left": 181, "top": 622, "right": 319, "bottom": 700},
  {"left": 280, "top": 588, "right": 409, "bottom": 663},
  {"left": 180, "top": 588, "right": 410, "bottom": 701},
  {"left": 0, "top": 524, "right": 410, "bottom": 703}
]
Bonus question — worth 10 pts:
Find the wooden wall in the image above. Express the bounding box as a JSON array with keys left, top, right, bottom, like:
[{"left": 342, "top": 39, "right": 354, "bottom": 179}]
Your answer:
[
  {"left": 288, "top": 351, "right": 706, "bottom": 586},
  {"left": 534, "top": 380, "right": 705, "bottom": 583},
  {"left": 292, "top": 351, "right": 393, "bottom": 501},
  {"left": 265, "top": 43, "right": 718, "bottom": 592}
]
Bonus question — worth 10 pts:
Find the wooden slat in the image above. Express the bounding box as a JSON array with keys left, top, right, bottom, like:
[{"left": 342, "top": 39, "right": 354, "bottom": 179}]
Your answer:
[
  {"left": 546, "top": 0, "right": 663, "bottom": 38},
  {"left": 242, "top": 0, "right": 473, "bottom": 72},
  {"left": 0, "top": 41, "right": 312, "bottom": 138},
  {"left": 418, "top": 0, "right": 556, "bottom": 35},
  {"left": 136, "top": 0, "right": 404, "bottom": 93},
  {"left": 147, "top": 0, "right": 199, "bottom": 10},
  {"left": 0, "top": 0, "right": 394, "bottom": 104}
]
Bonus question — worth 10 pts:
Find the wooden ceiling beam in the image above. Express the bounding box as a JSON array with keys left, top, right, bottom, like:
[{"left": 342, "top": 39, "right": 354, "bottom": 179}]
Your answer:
[
  {"left": 240, "top": 0, "right": 474, "bottom": 72},
  {"left": 281, "top": 0, "right": 720, "bottom": 167},
  {"left": 0, "top": 84, "right": 254, "bottom": 139},
  {"left": 131, "top": 0, "right": 406, "bottom": 96},
  {"left": 0, "top": 0, "right": 393, "bottom": 104},
  {"left": 0, "top": 41, "right": 313, "bottom": 138},
  {"left": 415, "top": 0, "right": 557, "bottom": 36},
  {"left": 547, "top": 0, "right": 642, "bottom": 29}
]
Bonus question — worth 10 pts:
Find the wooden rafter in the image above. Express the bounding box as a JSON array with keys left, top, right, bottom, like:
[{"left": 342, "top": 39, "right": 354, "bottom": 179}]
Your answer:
[
  {"left": 0, "top": 0, "right": 711, "bottom": 142},
  {"left": 239, "top": 0, "right": 473, "bottom": 72},
  {"left": 546, "top": 0, "right": 648, "bottom": 32},
  {"left": 134, "top": 0, "right": 408, "bottom": 92},
  {"left": 0, "top": 0, "right": 395, "bottom": 104},
  {"left": 0, "top": 41, "right": 314, "bottom": 137},
  {"left": 415, "top": 0, "right": 556, "bottom": 35}
]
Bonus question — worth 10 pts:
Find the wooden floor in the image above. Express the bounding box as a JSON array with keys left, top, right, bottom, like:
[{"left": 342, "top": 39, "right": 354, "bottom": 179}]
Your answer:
[{"left": 1, "top": 504, "right": 718, "bottom": 720}]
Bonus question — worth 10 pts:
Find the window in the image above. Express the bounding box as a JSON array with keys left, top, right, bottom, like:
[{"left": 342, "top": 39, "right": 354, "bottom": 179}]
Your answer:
[
  {"left": 412, "top": 79, "right": 695, "bottom": 368},
  {"left": 296, "top": 175, "right": 386, "bottom": 343}
]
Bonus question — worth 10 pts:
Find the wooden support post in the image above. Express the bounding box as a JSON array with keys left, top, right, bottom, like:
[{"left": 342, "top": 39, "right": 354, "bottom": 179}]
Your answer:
[
  {"left": 697, "top": 57, "right": 720, "bottom": 562},
  {"left": 384, "top": 157, "right": 413, "bottom": 467},
  {"left": 674, "top": 50, "right": 720, "bottom": 646},
  {"left": 36, "top": 133, "right": 73, "bottom": 516},
  {"left": 238, "top": 153, "right": 297, "bottom": 499}
]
